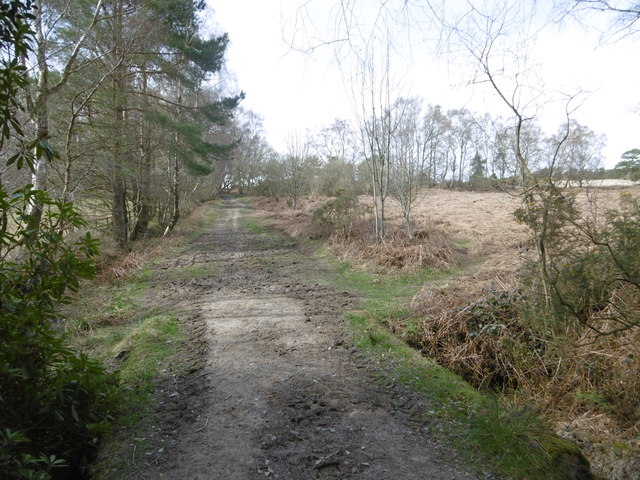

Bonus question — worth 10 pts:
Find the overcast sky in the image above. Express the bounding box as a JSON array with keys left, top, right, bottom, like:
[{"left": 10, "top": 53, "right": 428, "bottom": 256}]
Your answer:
[{"left": 205, "top": 0, "right": 639, "bottom": 168}]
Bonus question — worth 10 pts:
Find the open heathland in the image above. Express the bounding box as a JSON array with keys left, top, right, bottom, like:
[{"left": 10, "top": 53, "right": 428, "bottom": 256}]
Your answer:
[{"left": 251, "top": 185, "right": 640, "bottom": 480}]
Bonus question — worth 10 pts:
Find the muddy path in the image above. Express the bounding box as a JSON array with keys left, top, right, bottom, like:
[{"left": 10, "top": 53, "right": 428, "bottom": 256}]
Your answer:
[{"left": 138, "top": 197, "right": 478, "bottom": 480}]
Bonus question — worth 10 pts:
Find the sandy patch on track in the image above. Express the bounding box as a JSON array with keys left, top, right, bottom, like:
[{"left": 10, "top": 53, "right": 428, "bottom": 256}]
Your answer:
[{"left": 137, "top": 197, "right": 478, "bottom": 480}]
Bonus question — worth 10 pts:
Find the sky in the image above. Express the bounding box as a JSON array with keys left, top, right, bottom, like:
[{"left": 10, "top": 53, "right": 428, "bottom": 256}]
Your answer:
[{"left": 205, "top": 0, "right": 639, "bottom": 168}]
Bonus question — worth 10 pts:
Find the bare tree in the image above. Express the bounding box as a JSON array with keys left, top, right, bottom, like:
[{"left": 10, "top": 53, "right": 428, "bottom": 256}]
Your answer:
[
  {"left": 389, "top": 97, "right": 430, "bottom": 238},
  {"left": 421, "top": 104, "right": 449, "bottom": 184},
  {"left": 226, "top": 109, "right": 273, "bottom": 194},
  {"left": 551, "top": 119, "right": 606, "bottom": 186},
  {"left": 558, "top": 0, "right": 640, "bottom": 39},
  {"left": 282, "top": 131, "right": 314, "bottom": 209},
  {"left": 446, "top": 108, "right": 475, "bottom": 184},
  {"left": 314, "top": 118, "right": 359, "bottom": 165},
  {"left": 447, "top": 1, "right": 583, "bottom": 314},
  {"left": 353, "top": 34, "right": 407, "bottom": 239}
]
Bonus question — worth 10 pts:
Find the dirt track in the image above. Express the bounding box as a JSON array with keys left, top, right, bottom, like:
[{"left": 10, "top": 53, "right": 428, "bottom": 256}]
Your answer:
[{"left": 138, "top": 197, "right": 478, "bottom": 480}]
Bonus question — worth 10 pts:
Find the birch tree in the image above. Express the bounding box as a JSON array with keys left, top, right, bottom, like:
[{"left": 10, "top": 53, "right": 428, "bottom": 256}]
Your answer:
[
  {"left": 552, "top": 119, "right": 605, "bottom": 186},
  {"left": 447, "top": 1, "right": 582, "bottom": 316},
  {"left": 354, "top": 38, "right": 405, "bottom": 239},
  {"left": 389, "top": 97, "right": 430, "bottom": 238},
  {"left": 24, "top": 0, "right": 105, "bottom": 234},
  {"left": 282, "top": 131, "right": 313, "bottom": 209}
]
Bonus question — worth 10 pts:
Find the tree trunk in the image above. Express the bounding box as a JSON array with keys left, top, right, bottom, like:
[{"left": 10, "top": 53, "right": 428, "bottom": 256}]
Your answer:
[
  {"left": 130, "top": 182, "right": 152, "bottom": 240},
  {"left": 163, "top": 155, "right": 180, "bottom": 237},
  {"left": 130, "top": 67, "right": 153, "bottom": 241},
  {"left": 112, "top": 172, "right": 128, "bottom": 248},
  {"left": 111, "top": 0, "right": 129, "bottom": 249},
  {"left": 379, "top": 196, "right": 386, "bottom": 238},
  {"left": 403, "top": 207, "right": 413, "bottom": 239},
  {"left": 25, "top": 3, "right": 49, "bottom": 235},
  {"left": 371, "top": 172, "right": 380, "bottom": 238}
]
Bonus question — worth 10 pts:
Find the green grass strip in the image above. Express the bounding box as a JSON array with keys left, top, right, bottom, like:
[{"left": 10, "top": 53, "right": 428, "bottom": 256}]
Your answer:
[
  {"left": 337, "top": 263, "right": 562, "bottom": 479},
  {"left": 68, "top": 201, "right": 222, "bottom": 478}
]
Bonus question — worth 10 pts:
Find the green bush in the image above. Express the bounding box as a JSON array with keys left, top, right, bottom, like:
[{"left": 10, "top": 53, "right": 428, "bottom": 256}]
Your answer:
[
  {"left": 310, "top": 193, "right": 367, "bottom": 239},
  {"left": 543, "top": 192, "right": 637, "bottom": 333},
  {"left": 1, "top": 6, "right": 117, "bottom": 477},
  {"left": 0, "top": 187, "right": 118, "bottom": 479},
  {"left": 515, "top": 184, "right": 639, "bottom": 334}
]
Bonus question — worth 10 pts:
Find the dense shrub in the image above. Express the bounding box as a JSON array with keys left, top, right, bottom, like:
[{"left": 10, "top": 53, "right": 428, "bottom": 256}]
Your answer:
[
  {"left": 1, "top": 5, "right": 118, "bottom": 477},
  {"left": 408, "top": 189, "right": 640, "bottom": 478},
  {"left": 408, "top": 287, "right": 544, "bottom": 391},
  {"left": 309, "top": 193, "right": 368, "bottom": 239},
  {"left": 0, "top": 187, "right": 118, "bottom": 479},
  {"left": 516, "top": 188, "right": 639, "bottom": 335},
  {"left": 566, "top": 193, "right": 639, "bottom": 331}
]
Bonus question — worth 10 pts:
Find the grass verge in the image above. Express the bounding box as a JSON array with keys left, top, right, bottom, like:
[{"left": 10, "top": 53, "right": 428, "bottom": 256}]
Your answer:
[
  {"left": 63, "top": 201, "right": 220, "bottom": 478},
  {"left": 334, "top": 262, "right": 564, "bottom": 479},
  {"left": 242, "top": 214, "right": 268, "bottom": 235},
  {"left": 66, "top": 272, "right": 188, "bottom": 478}
]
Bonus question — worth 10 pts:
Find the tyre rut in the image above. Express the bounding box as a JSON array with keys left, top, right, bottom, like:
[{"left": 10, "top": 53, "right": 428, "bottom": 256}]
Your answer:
[{"left": 139, "top": 197, "right": 478, "bottom": 480}]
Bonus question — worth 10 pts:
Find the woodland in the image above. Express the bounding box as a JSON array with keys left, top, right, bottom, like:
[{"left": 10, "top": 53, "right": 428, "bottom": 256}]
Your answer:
[{"left": 0, "top": 0, "right": 639, "bottom": 479}]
